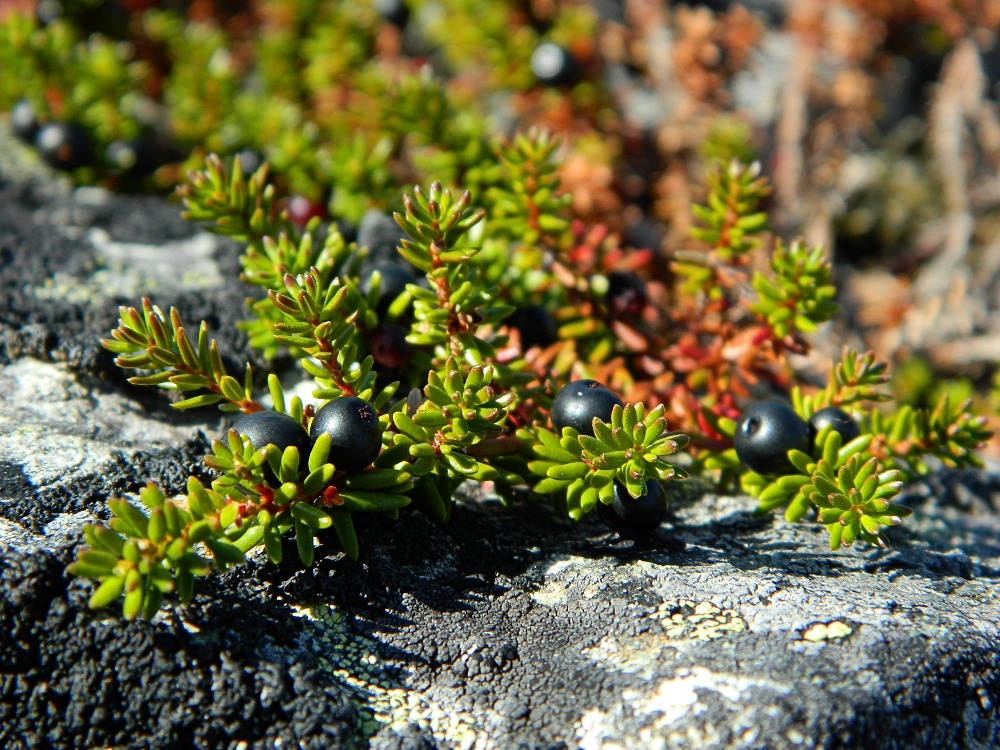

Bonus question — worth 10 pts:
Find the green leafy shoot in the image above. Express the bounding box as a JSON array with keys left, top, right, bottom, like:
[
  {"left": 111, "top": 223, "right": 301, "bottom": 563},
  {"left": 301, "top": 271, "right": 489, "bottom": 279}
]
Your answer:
[
  {"left": 178, "top": 153, "right": 291, "bottom": 247},
  {"left": 268, "top": 268, "right": 367, "bottom": 399},
  {"left": 68, "top": 480, "right": 244, "bottom": 620},
  {"left": 529, "top": 403, "right": 690, "bottom": 521},
  {"left": 743, "top": 426, "right": 911, "bottom": 550},
  {"left": 806, "top": 453, "right": 910, "bottom": 550},
  {"left": 750, "top": 240, "right": 839, "bottom": 341},
  {"left": 744, "top": 427, "right": 876, "bottom": 522},
  {"left": 382, "top": 357, "right": 519, "bottom": 521},
  {"left": 674, "top": 160, "right": 770, "bottom": 299},
  {"left": 870, "top": 392, "right": 992, "bottom": 475},
  {"left": 485, "top": 128, "right": 572, "bottom": 250},
  {"left": 395, "top": 181, "right": 513, "bottom": 367},
  {"left": 792, "top": 348, "right": 893, "bottom": 417},
  {"left": 101, "top": 298, "right": 260, "bottom": 413}
]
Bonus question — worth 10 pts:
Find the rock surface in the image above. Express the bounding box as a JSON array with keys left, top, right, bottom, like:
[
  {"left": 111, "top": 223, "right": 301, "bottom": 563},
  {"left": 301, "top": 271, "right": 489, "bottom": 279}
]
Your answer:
[{"left": 3, "top": 149, "right": 1000, "bottom": 750}]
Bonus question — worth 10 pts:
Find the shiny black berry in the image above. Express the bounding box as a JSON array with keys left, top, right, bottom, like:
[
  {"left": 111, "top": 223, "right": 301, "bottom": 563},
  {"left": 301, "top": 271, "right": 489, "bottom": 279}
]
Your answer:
[
  {"left": 35, "top": 121, "right": 92, "bottom": 171},
  {"left": 733, "top": 399, "right": 810, "bottom": 476},
  {"left": 232, "top": 410, "right": 311, "bottom": 487},
  {"left": 358, "top": 210, "right": 409, "bottom": 266},
  {"left": 550, "top": 379, "right": 623, "bottom": 436},
  {"left": 597, "top": 481, "right": 667, "bottom": 539},
  {"left": 808, "top": 406, "right": 860, "bottom": 446},
  {"left": 11, "top": 100, "right": 39, "bottom": 143},
  {"left": 605, "top": 271, "right": 648, "bottom": 317},
  {"left": 310, "top": 396, "right": 383, "bottom": 473},
  {"left": 531, "top": 42, "right": 581, "bottom": 87}
]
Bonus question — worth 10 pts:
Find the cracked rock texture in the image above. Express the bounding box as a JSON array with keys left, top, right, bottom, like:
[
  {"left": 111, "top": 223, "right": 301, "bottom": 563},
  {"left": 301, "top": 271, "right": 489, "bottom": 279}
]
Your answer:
[{"left": 3, "top": 151, "right": 1000, "bottom": 750}]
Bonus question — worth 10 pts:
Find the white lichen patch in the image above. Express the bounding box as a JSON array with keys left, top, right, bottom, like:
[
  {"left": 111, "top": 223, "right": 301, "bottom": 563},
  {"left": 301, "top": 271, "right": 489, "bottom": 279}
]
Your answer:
[
  {"left": 530, "top": 555, "right": 596, "bottom": 606},
  {"left": 0, "top": 358, "right": 216, "bottom": 488},
  {"left": 33, "top": 227, "right": 225, "bottom": 306},
  {"left": 582, "top": 601, "right": 747, "bottom": 682},
  {"left": 576, "top": 667, "right": 792, "bottom": 750},
  {"left": 293, "top": 603, "right": 487, "bottom": 749}
]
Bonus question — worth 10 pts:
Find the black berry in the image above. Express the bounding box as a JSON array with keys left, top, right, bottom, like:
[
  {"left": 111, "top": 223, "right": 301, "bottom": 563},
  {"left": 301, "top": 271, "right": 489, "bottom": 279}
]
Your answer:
[
  {"left": 336, "top": 218, "right": 358, "bottom": 245},
  {"left": 506, "top": 304, "right": 558, "bottom": 350},
  {"left": 374, "top": 0, "right": 410, "bottom": 28},
  {"left": 35, "top": 121, "right": 93, "bottom": 171},
  {"left": 105, "top": 135, "right": 162, "bottom": 178},
  {"left": 232, "top": 410, "right": 312, "bottom": 487},
  {"left": 733, "top": 400, "right": 810, "bottom": 476},
  {"left": 310, "top": 396, "right": 383, "bottom": 473},
  {"left": 361, "top": 262, "right": 414, "bottom": 317},
  {"left": 11, "top": 100, "right": 40, "bottom": 143},
  {"left": 597, "top": 481, "right": 667, "bottom": 539},
  {"left": 550, "top": 379, "right": 623, "bottom": 436},
  {"left": 531, "top": 42, "right": 581, "bottom": 87},
  {"left": 605, "top": 271, "right": 648, "bottom": 317},
  {"left": 808, "top": 406, "right": 860, "bottom": 446},
  {"left": 358, "top": 210, "right": 409, "bottom": 267}
]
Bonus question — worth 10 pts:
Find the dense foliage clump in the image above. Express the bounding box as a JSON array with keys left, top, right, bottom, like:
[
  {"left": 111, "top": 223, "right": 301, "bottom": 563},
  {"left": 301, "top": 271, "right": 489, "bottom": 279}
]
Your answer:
[
  {"left": 71, "top": 145, "right": 991, "bottom": 619},
  {"left": 0, "top": 1, "right": 992, "bottom": 620}
]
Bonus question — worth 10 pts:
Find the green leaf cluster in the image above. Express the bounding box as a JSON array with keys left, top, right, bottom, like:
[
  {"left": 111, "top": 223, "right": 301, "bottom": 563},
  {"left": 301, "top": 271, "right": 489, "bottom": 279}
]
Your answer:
[
  {"left": 68, "top": 481, "right": 244, "bottom": 620},
  {"left": 806, "top": 452, "right": 910, "bottom": 550},
  {"left": 690, "top": 160, "right": 770, "bottom": 261},
  {"left": 742, "top": 426, "right": 912, "bottom": 550},
  {"left": 484, "top": 130, "right": 572, "bottom": 251},
  {"left": 671, "top": 160, "right": 772, "bottom": 304},
  {"left": 178, "top": 154, "right": 288, "bottom": 247},
  {"left": 394, "top": 181, "right": 514, "bottom": 368},
  {"left": 745, "top": 427, "right": 878, "bottom": 520},
  {"left": 529, "top": 403, "right": 690, "bottom": 520},
  {"left": 0, "top": 14, "right": 148, "bottom": 144},
  {"left": 750, "top": 240, "right": 839, "bottom": 339},
  {"left": 102, "top": 298, "right": 255, "bottom": 412},
  {"left": 384, "top": 358, "right": 519, "bottom": 521},
  {"left": 791, "top": 349, "right": 893, "bottom": 416},
  {"left": 474, "top": 130, "right": 574, "bottom": 317},
  {"left": 871, "top": 393, "right": 992, "bottom": 474}
]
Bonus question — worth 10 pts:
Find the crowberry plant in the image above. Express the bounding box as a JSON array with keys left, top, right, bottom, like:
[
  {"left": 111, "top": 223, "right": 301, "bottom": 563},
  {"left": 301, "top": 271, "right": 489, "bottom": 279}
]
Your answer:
[
  {"left": 66, "top": 134, "right": 987, "bottom": 616},
  {"left": 12, "top": 0, "right": 988, "bottom": 620},
  {"left": 65, "top": 133, "right": 993, "bottom": 619}
]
